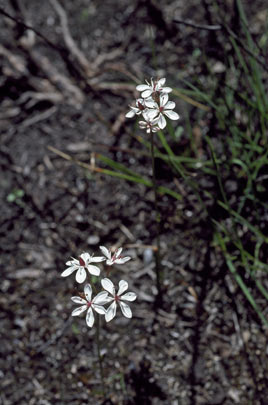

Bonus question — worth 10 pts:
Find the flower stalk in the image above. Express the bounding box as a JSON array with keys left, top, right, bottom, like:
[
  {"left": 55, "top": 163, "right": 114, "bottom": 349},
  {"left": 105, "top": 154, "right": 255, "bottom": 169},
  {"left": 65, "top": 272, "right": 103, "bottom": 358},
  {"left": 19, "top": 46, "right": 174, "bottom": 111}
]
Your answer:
[
  {"left": 126, "top": 77, "right": 180, "bottom": 306},
  {"left": 150, "top": 131, "right": 163, "bottom": 306},
  {"left": 96, "top": 314, "right": 106, "bottom": 397}
]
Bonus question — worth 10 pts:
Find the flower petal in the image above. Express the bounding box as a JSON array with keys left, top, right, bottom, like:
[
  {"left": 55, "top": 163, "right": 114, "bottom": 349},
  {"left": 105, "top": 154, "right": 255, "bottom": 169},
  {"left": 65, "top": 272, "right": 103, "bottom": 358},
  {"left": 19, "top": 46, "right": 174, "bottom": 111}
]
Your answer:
[
  {"left": 157, "top": 78, "right": 166, "bottom": 87},
  {"left": 115, "top": 256, "right": 131, "bottom": 264},
  {"left": 90, "top": 256, "right": 105, "bottom": 263},
  {"left": 93, "top": 291, "right": 110, "bottom": 305},
  {"left": 61, "top": 266, "right": 77, "bottom": 277},
  {"left": 152, "top": 126, "right": 160, "bottom": 133},
  {"left": 164, "top": 110, "right": 180, "bottom": 120},
  {"left": 80, "top": 252, "right": 90, "bottom": 263},
  {"left": 86, "top": 307, "right": 94, "bottom": 327},
  {"left": 118, "top": 280, "right": 128, "bottom": 296},
  {"left": 106, "top": 259, "right": 114, "bottom": 266},
  {"left": 93, "top": 304, "right": 106, "bottom": 315},
  {"left": 101, "top": 278, "right": 115, "bottom": 296},
  {"left": 142, "top": 89, "right": 153, "bottom": 98},
  {"left": 71, "top": 296, "right": 87, "bottom": 304},
  {"left": 144, "top": 99, "right": 157, "bottom": 108},
  {"left": 145, "top": 109, "right": 158, "bottom": 120},
  {"left": 164, "top": 101, "right": 175, "bottom": 110},
  {"left": 121, "top": 292, "right": 137, "bottom": 302},
  {"left": 76, "top": 267, "right": 86, "bottom": 283},
  {"left": 160, "top": 93, "right": 168, "bottom": 107},
  {"left": 87, "top": 265, "right": 100, "bottom": 276},
  {"left": 105, "top": 301, "right": 117, "bottom": 322},
  {"left": 125, "top": 110, "right": 136, "bottom": 118},
  {"left": 139, "top": 121, "right": 147, "bottom": 128},
  {"left": 72, "top": 305, "right": 87, "bottom": 316},
  {"left": 162, "top": 86, "right": 172, "bottom": 93},
  {"left": 84, "top": 284, "right": 92, "bottom": 302},
  {"left": 158, "top": 114, "right": 167, "bottom": 129},
  {"left": 115, "top": 247, "right": 123, "bottom": 258},
  {"left": 99, "top": 246, "right": 111, "bottom": 260},
  {"left": 66, "top": 259, "right": 79, "bottom": 266},
  {"left": 136, "top": 84, "right": 150, "bottom": 91},
  {"left": 119, "top": 301, "right": 132, "bottom": 318}
]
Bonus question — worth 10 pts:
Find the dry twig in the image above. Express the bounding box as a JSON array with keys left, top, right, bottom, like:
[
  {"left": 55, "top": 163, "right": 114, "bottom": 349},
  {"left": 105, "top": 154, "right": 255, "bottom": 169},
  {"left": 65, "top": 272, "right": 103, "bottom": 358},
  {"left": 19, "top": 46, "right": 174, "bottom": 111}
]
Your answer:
[
  {"left": 26, "top": 50, "right": 84, "bottom": 106},
  {"left": 0, "top": 6, "right": 60, "bottom": 51},
  {"left": 49, "top": 0, "right": 94, "bottom": 77}
]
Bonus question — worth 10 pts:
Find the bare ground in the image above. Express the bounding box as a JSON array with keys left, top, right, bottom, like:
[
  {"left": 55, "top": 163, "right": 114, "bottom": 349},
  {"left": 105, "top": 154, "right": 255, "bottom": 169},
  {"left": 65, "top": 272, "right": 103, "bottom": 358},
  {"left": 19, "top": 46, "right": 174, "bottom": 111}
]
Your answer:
[{"left": 1, "top": 0, "right": 268, "bottom": 404}]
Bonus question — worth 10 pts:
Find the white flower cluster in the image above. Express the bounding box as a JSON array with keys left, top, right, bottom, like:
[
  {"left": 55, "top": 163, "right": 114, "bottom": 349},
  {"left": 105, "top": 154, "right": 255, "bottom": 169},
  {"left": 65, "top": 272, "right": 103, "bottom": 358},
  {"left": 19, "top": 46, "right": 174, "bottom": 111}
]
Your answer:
[
  {"left": 126, "top": 78, "right": 180, "bottom": 132},
  {"left": 61, "top": 246, "right": 136, "bottom": 328}
]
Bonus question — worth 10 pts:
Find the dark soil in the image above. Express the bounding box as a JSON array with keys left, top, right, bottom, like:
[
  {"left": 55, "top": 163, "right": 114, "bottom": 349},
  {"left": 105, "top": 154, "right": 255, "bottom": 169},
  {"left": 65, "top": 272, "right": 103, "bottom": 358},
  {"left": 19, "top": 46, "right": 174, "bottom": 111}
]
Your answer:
[{"left": 1, "top": 0, "right": 268, "bottom": 404}]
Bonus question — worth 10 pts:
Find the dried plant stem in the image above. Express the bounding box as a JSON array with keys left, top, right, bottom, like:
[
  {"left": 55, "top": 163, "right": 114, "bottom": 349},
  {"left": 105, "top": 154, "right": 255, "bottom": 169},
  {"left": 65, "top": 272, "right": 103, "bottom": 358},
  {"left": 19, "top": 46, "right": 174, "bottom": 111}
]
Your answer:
[
  {"left": 96, "top": 315, "right": 106, "bottom": 397},
  {"left": 150, "top": 132, "right": 163, "bottom": 306}
]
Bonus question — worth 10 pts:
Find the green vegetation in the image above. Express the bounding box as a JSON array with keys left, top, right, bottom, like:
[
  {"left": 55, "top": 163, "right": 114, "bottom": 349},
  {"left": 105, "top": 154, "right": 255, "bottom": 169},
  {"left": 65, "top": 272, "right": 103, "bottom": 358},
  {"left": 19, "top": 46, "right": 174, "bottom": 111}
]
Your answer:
[{"left": 94, "top": 0, "right": 268, "bottom": 325}]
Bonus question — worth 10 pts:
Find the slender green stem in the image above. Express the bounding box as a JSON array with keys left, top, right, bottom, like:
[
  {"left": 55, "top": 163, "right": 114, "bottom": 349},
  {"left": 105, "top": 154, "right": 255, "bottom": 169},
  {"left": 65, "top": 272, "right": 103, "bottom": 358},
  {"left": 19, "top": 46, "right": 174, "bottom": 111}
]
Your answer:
[
  {"left": 96, "top": 315, "right": 106, "bottom": 397},
  {"left": 150, "top": 131, "right": 163, "bottom": 306}
]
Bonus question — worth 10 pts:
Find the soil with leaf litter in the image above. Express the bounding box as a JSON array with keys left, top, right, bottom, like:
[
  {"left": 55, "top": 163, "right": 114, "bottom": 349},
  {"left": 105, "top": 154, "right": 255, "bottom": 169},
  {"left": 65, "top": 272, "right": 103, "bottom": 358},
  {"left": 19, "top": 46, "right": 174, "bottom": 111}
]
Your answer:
[{"left": 1, "top": 0, "right": 268, "bottom": 404}]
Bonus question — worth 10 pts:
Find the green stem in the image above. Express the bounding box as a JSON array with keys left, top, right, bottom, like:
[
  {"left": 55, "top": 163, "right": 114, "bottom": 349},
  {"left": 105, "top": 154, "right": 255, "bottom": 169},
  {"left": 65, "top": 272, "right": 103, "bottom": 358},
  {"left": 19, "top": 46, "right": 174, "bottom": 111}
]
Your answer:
[
  {"left": 150, "top": 131, "right": 163, "bottom": 306},
  {"left": 96, "top": 315, "right": 106, "bottom": 397}
]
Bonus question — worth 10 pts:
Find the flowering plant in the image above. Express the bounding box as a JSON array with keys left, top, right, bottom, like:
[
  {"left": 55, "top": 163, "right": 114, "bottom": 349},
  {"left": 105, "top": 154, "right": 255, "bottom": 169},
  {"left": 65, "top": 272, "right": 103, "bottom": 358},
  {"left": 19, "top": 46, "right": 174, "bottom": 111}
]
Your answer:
[
  {"left": 126, "top": 77, "right": 179, "bottom": 131},
  {"left": 62, "top": 246, "right": 136, "bottom": 328},
  {"left": 125, "top": 78, "right": 179, "bottom": 306}
]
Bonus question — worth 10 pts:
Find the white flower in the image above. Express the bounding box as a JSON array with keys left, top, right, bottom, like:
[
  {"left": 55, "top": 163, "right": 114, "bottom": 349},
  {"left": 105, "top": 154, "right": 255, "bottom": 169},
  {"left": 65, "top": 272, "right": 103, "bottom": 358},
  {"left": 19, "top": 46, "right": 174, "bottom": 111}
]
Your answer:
[
  {"left": 145, "top": 93, "right": 180, "bottom": 129},
  {"left": 61, "top": 252, "right": 105, "bottom": 283},
  {"left": 136, "top": 78, "right": 172, "bottom": 99},
  {"left": 101, "top": 278, "right": 137, "bottom": 322},
  {"left": 138, "top": 110, "right": 160, "bottom": 133},
  {"left": 99, "top": 246, "right": 131, "bottom": 266},
  {"left": 125, "top": 98, "right": 148, "bottom": 118},
  {"left": 71, "top": 284, "right": 108, "bottom": 327}
]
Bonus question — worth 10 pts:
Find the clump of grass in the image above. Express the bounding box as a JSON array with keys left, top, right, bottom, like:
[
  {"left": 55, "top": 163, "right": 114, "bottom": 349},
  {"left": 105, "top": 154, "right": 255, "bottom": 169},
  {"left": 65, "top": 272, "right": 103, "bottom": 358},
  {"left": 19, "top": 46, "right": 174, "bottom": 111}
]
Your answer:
[{"left": 174, "top": 0, "right": 268, "bottom": 325}]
